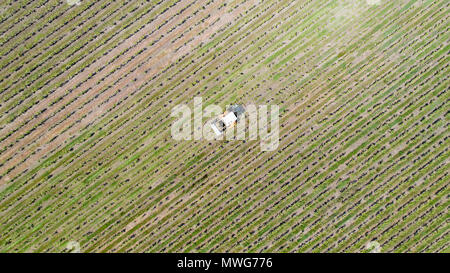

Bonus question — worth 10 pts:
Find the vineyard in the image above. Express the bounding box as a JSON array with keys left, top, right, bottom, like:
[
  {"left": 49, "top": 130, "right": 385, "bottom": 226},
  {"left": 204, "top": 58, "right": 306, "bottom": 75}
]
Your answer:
[{"left": 0, "top": 0, "right": 448, "bottom": 253}]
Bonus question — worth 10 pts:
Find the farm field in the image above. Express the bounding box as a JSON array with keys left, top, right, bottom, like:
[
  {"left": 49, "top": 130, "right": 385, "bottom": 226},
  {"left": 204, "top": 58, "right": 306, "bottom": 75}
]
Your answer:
[{"left": 0, "top": 0, "right": 448, "bottom": 253}]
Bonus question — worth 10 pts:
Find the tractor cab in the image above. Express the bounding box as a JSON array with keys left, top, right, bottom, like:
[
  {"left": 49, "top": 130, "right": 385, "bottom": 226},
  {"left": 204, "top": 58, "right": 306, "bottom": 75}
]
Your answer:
[{"left": 210, "top": 105, "right": 245, "bottom": 136}]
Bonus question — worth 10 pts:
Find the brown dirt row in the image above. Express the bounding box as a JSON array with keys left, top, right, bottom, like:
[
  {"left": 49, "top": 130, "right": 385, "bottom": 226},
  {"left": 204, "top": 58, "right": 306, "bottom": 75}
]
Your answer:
[{"left": 0, "top": 0, "right": 226, "bottom": 183}]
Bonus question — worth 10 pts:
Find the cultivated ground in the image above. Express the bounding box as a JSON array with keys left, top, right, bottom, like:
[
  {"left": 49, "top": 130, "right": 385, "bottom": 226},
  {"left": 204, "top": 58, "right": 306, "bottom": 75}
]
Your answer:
[{"left": 0, "top": 0, "right": 448, "bottom": 252}]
